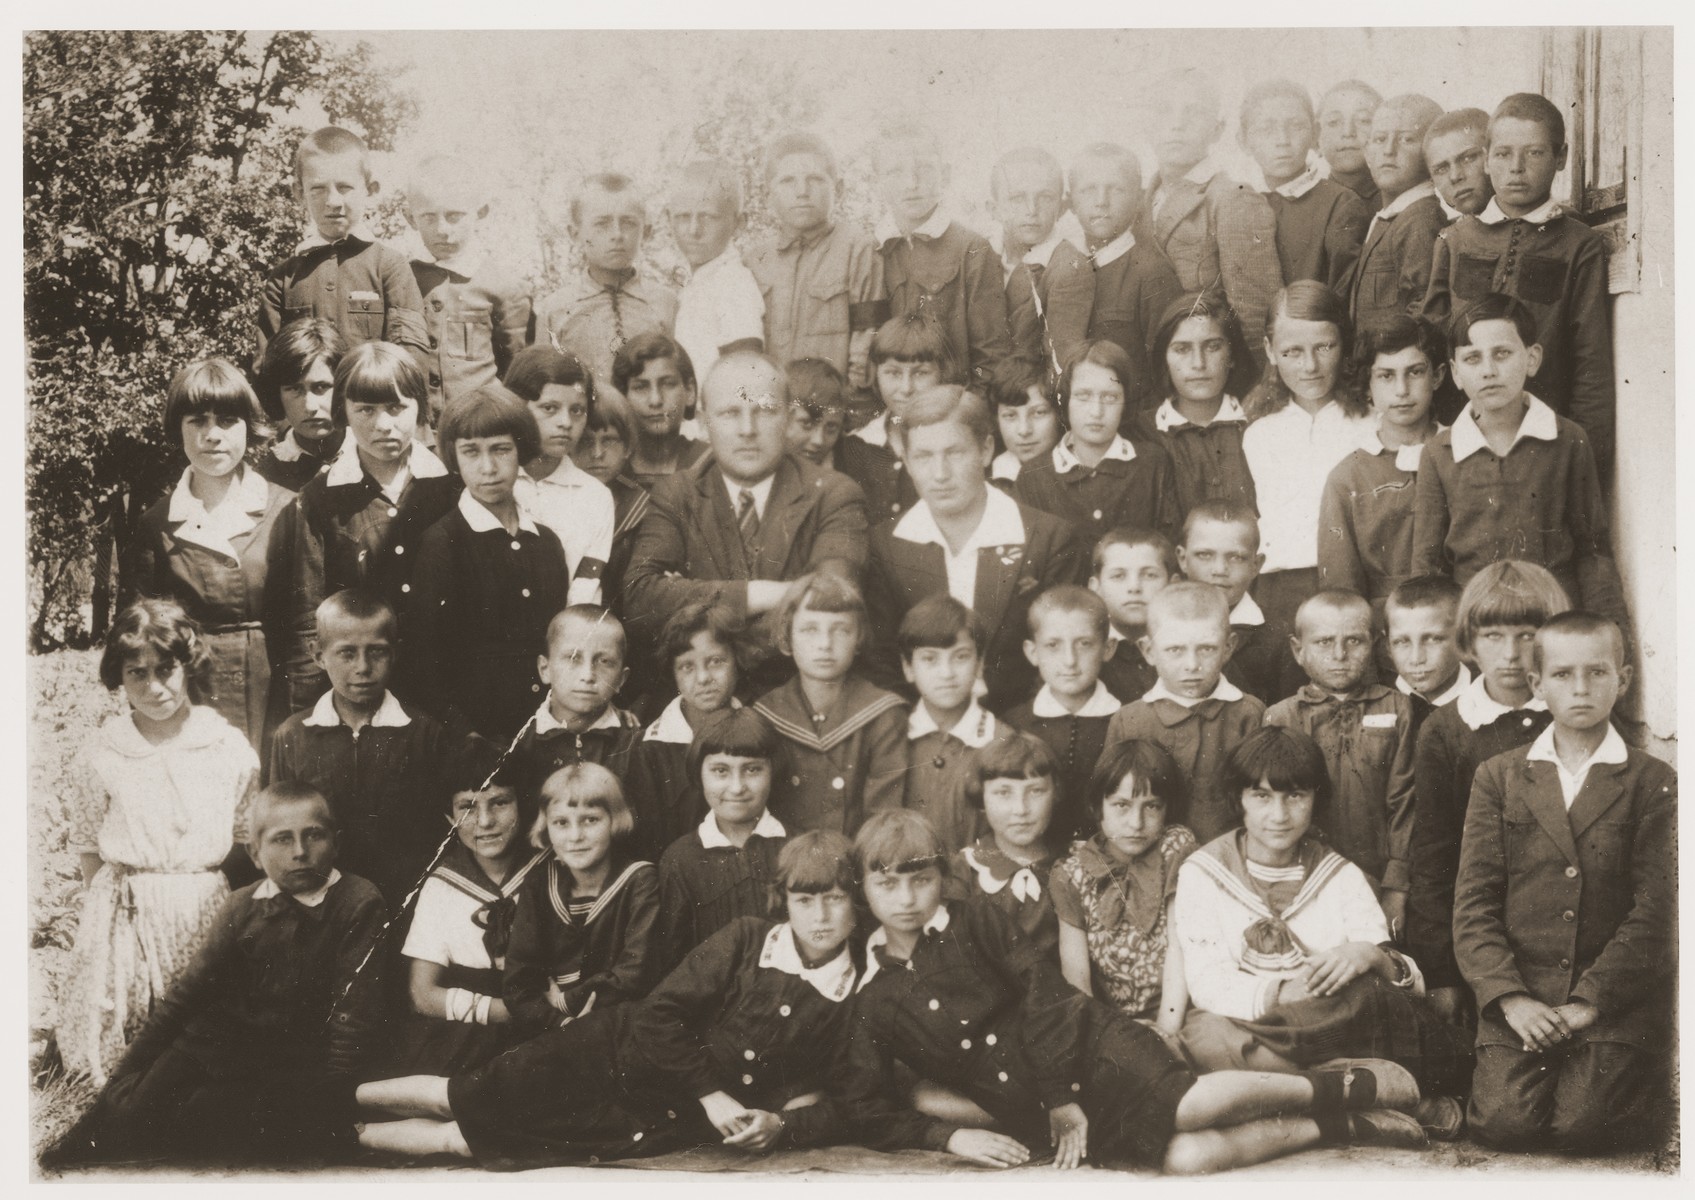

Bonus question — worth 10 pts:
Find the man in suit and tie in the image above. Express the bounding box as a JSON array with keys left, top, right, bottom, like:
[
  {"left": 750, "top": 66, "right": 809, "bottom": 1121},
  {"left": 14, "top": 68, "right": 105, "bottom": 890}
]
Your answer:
[
  {"left": 624, "top": 350, "right": 870, "bottom": 663},
  {"left": 864, "top": 384, "right": 1088, "bottom": 713}
]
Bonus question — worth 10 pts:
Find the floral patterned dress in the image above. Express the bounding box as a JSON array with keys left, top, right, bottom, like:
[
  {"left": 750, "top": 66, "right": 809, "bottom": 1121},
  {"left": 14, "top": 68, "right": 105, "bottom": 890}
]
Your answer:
[{"left": 1049, "top": 826, "right": 1197, "bottom": 1018}]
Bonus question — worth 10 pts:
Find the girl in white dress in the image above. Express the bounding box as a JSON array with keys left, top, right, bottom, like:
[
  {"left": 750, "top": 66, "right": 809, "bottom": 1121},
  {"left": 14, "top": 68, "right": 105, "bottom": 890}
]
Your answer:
[{"left": 57, "top": 598, "right": 258, "bottom": 1085}]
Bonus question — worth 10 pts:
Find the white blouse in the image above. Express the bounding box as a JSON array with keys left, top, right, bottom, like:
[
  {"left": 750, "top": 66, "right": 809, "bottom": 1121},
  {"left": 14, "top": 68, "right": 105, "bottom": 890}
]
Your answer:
[{"left": 1242, "top": 400, "right": 1374, "bottom": 573}]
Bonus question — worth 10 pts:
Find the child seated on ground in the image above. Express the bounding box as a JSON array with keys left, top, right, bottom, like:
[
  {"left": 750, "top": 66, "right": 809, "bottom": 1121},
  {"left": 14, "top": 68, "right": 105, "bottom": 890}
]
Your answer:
[
  {"left": 1265, "top": 589, "right": 1416, "bottom": 927},
  {"left": 46, "top": 783, "right": 386, "bottom": 1167},
  {"left": 1089, "top": 527, "right": 1174, "bottom": 705},
  {"left": 1384, "top": 575, "right": 1469, "bottom": 723},
  {"left": 656, "top": 707, "right": 788, "bottom": 970},
  {"left": 502, "top": 763, "right": 660, "bottom": 1037},
  {"left": 753, "top": 571, "right": 908, "bottom": 836},
  {"left": 1102, "top": 582, "right": 1265, "bottom": 843},
  {"left": 900, "top": 594, "right": 997, "bottom": 854},
  {"left": 950, "top": 731, "right": 1064, "bottom": 960},
  {"left": 1175, "top": 501, "right": 1279, "bottom": 703},
  {"left": 269, "top": 589, "right": 455, "bottom": 909},
  {"left": 988, "top": 357, "right": 1062, "bottom": 489},
  {"left": 386, "top": 742, "right": 546, "bottom": 1076},
  {"left": 1406, "top": 561, "right": 1567, "bottom": 1024},
  {"left": 844, "top": 808, "right": 1439, "bottom": 1173},
  {"left": 1455, "top": 612, "right": 1675, "bottom": 1152},
  {"left": 1003, "top": 586, "right": 1121, "bottom": 841},
  {"left": 635, "top": 600, "right": 751, "bottom": 850},
  {"left": 1052, "top": 740, "right": 1197, "bottom": 1025},
  {"left": 1172, "top": 728, "right": 1470, "bottom": 1139}
]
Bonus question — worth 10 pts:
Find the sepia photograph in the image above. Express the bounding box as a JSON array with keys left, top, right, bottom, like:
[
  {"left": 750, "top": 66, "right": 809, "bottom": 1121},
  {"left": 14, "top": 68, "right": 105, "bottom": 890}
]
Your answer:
[{"left": 21, "top": 20, "right": 1679, "bottom": 1182}]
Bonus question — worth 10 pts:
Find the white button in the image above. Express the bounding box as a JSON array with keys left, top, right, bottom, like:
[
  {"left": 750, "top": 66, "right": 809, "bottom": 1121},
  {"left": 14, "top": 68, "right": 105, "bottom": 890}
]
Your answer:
[
  {"left": 510, "top": 540, "right": 522, "bottom": 551},
  {"left": 532, "top": 683, "right": 541, "bottom": 692},
  {"left": 401, "top": 583, "right": 410, "bottom": 593},
  {"left": 985, "top": 1033, "right": 997, "bottom": 1045},
  {"left": 358, "top": 549, "right": 367, "bottom": 561},
  {"left": 387, "top": 506, "right": 398, "bottom": 518},
  {"left": 960, "top": 1038, "right": 971, "bottom": 1049},
  {"left": 744, "top": 1049, "right": 756, "bottom": 1060},
  {"left": 998, "top": 1071, "right": 1009, "bottom": 1082},
  {"left": 890, "top": 502, "right": 900, "bottom": 512},
  {"left": 791, "top": 775, "right": 801, "bottom": 787},
  {"left": 667, "top": 1110, "right": 677, "bottom": 1120},
  {"left": 633, "top": 1131, "right": 643, "bottom": 1141},
  {"left": 1071, "top": 1083, "right": 1081, "bottom": 1092},
  {"left": 742, "top": 1073, "right": 754, "bottom": 1085},
  {"left": 928, "top": 999, "right": 940, "bottom": 1011},
  {"left": 831, "top": 776, "right": 845, "bottom": 790},
  {"left": 1092, "top": 509, "right": 1102, "bottom": 520},
  {"left": 779, "top": 1005, "right": 791, "bottom": 1017},
  {"left": 522, "top": 588, "right": 531, "bottom": 598},
  {"left": 394, "top": 544, "right": 405, "bottom": 555}
]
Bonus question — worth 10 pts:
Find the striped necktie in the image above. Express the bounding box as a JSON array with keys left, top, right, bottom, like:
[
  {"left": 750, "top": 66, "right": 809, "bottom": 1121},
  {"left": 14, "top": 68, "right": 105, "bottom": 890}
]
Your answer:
[{"left": 736, "top": 488, "right": 760, "bottom": 557}]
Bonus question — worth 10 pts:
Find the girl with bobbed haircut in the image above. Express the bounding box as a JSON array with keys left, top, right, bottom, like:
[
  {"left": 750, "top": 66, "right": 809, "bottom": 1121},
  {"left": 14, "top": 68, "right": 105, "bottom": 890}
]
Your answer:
[
  {"left": 503, "top": 344, "right": 599, "bottom": 411},
  {"left": 1453, "top": 559, "right": 1572, "bottom": 660},
  {"left": 769, "top": 569, "right": 870, "bottom": 658},
  {"left": 331, "top": 339, "right": 429, "bottom": 423},
  {"left": 867, "top": 311, "right": 964, "bottom": 383},
  {"left": 97, "top": 596, "right": 213, "bottom": 702},
  {"left": 774, "top": 828, "right": 858, "bottom": 897},
  {"left": 961, "top": 730, "right": 1058, "bottom": 810},
  {"left": 1217, "top": 725, "right": 1333, "bottom": 824},
  {"left": 888, "top": 383, "right": 996, "bottom": 452},
  {"left": 852, "top": 808, "right": 948, "bottom": 878},
  {"left": 528, "top": 762, "right": 636, "bottom": 847},
  {"left": 1086, "top": 738, "right": 1190, "bottom": 830},
  {"left": 1149, "top": 293, "right": 1261, "bottom": 405},
  {"left": 434, "top": 384, "right": 544, "bottom": 475},
  {"left": 162, "top": 356, "right": 270, "bottom": 447},
  {"left": 684, "top": 705, "right": 788, "bottom": 785},
  {"left": 1053, "top": 338, "right": 1140, "bottom": 432},
  {"left": 254, "top": 316, "right": 347, "bottom": 423}
]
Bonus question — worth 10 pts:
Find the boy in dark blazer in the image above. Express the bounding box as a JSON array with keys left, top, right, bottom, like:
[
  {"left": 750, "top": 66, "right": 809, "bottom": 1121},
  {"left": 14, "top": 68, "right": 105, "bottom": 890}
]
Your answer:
[
  {"left": 864, "top": 386, "right": 1088, "bottom": 715},
  {"left": 1344, "top": 94, "right": 1446, "bottom": 334},
  {"left": 1454, "top": 612, "right": 1675, "bottom": 1152}
]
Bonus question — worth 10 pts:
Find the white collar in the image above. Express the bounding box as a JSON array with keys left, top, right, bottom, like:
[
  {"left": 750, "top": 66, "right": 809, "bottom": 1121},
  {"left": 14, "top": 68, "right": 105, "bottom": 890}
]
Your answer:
[
  {"left": 698, "top": 808, "right": 787, "bottom": 849},
  {"left": 417, "top": 245, "right": 486, "bottom": 278},
  {"left": 534, "top": 697, "right": 626, "bottom": 736},
  {"left": 271, "top": 429, "right": 306, "bottom": 463},
  {"left": 876, "top": 204, "right": 952, "bottom": 246},
  {"left": 1053, "top": 433, "right": 1136, "bottom": 473},
  {"left": 1478, "top": 196, "right": 1562, "bottom": 226},
  {"left": 1365, "top": 428, "right": 1441, "bottom": 472},
  {"left": 1032, "top": 680, "right": 1121, "bottom": 718},
  {"left": 860, "top": 904, "right": 951, "bottom": 990},
  {"left": 164, "top": 466, "right": 271, "bottom": 557},
  {"left": 989, "top": 449, "right": 1022, "bottom": 482},
  {"left": 296, "top": 224, "right": 376, "bottom": 254},
  {"left": 1526, "top": 722, "right": 1628, "bottom": 775},
  {"left": 758, "top": 923, "right": 857, "bottom": 1002},
  {"left": 1373, "top": 179, "right": 1436, "bottom": 221},
  {"left": 325, "top": 438, "right": 447, "bottom": 488},
  {"left": 1455, "top": 672, "right": 1548, "bottom": 731},
  {"left": 892, "top": 484, "right": 1026, "bottom": 551},
  {"left": 908, "top": 699, "right": 997, "bottom": 748},
  {"left": 1230, "top": 592, "right": 1265, "bottom": 627},
  {"left": 1263, "top": 151, "right": 1329, "bottom": 199},
  {"left": 1450, "top": 394, "right": 1560, "bottom": 462},
  {"left": 685, "top": 244, "right": 746, "bottom": 285},
  {"left": 853, "top": 411, "right": 890, "bottom": 448},
  {"left": 645, "top": 694, "right": 742, "bottom": 744},
  {"left": 523, "top": 457, "right": 598, "bottom": 490},
  {"left": 1089, "top": 227, "right": 1137, "bottom": 268},
  {"left": 1143, "top": 674, "right": 1245, "bottom": 707},
  {"left": 1166, "top": 154, "right": 1224, "bottom": 189},
  {"left": 303, "top": 689, "right": 413, "bottom": 729},
  {"left": 994, "top": 222, "right": 1073, "bottom": 276},
  {"left": 1438, "top": 195, "right": 1465, "bottom": 222},
  {"left": 1397, "top": 662, "right": 1472, "bottom": 708},
  {"left": 254, "top": 867, "right": 343, "bottom": 906},
  {"left": 1155, "top": 395, "right": 1246, "bottom": 432},
  {"left": 457, "top": 487, "right": 538, "bottom": 535},
  {"left": 723, "top": 470, "right": 777, "bottom": 519}
]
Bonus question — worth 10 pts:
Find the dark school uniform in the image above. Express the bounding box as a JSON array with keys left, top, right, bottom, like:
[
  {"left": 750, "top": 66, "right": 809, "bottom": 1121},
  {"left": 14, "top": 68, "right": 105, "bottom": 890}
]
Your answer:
[
  {"left": 267, "top": 689, "right": 457, "bottom": 909},
  {"left": 656, "top": 810, "right": 787, "bottom": 972},
  {"left": 837, "top": 422, "right": 919, "bottom": 525},
  {"left": 903, "top": 701, "right": 996, "bottom": 854},
  {"left": 255, "top": 428, "right": 345, "bottom": 494},
  {"left": 405, "top": 492, "right": 571, "bottom": 742},
  {"left": 601, "top": 472, "right": 650, "bottom": 614},
  {"left": 1455, "top": 732, "right": 1676, "bottom": 1150},
  {"left": 950, "top": 836, "right": 1061, "bottom": 961},
  {"left": 1264, "top": 683, "right": 1417, "bottom": 895},
  {"left": 1223, "top": 594, "right": 1283, "bottom": 706},
  {"left": 449, "top": 917, "right": 856, "bottom": 1171},
  {"left": 1263, "top": 173, "right": 1371, "bottom": 293},
  {"left": 50, "top": 870, "right": 386, "bottom": 1165},
  {"left": 1329, "top": 163, "right": 1381, "bottom": 216},
  {"left": 503, "top": 855, "right": 660, "bottom": 1037},
  {"left": 257, "top": 228, "right": 429, "bottom": 366},
  {"left": 749, "top": 220, "right": 888, "bottom": 377},
  {"left": 1405, "top": 681, "right": 1552, "bottom": 992},
  {"left": 124, "top": 466, "right": 293, "bottom": 749},
  {"left": 1080, "top": 232, "right": 1185, "bottom": 409},
  {"left": 1016, "top": 434, "right": 1182, "bottom": 548},
  {"left": 1344, "top": 183, "right": 1445, "bottom": 333},
  {"left": 279, "top": 440, "right": 460, "bottom": 713},
  {"left": 506, "top": 700, "right": 656, "bottom": 854},
  {"left": 1316, "top": 433, "right": 1432, "bottom": 614},
  {"left": 876, "top": 207, "right": 1014, "bottom": 391},
  {"left": 1099, "top": 633, "right": 1158, "bottom": 712},
  {"left": 1129, "top": 397, "right": 1257, "bottom": 517},
  {"left": 1410, "top": 397, "right": 1629, "bottom": 633},
  {"left": 1005, "top": 235, "right": 1094, "bottom": 374},
  {"left": 385, "top": 846, "right": 549, "bottom": 1076},
  {"left": 753, "top": 673, "right": 907, "bottom": 837},
  {"left": 1101, "top": 678, "right": 1266, "bottom": 844},
  {"left": 628, "top": 437, "right": 710, "bottom": 492},
  {"left": 1003, "top": 681, "right": 1122, "bottom": 842},
  {"left": 840, "top": 900, "right": 1197, "bottom": 1169},
  {"left": 631, "top": 696, "right": 728, "bottom": 854},
  {"left": 1421, "top": 200, "right": 1615, "bottom": 473},
  {"left": 864, "top": 488, "right": 1089, "bottom": 714},
  {"left": 411, "top": 256, "right": 533, "bottom": 428}
]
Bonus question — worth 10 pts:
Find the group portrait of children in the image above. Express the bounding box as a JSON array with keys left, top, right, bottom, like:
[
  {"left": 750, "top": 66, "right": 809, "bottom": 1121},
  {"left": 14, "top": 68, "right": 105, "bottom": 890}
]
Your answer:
[{"left": 37, "top": 34, "right": 1674, "bottom": 1179}]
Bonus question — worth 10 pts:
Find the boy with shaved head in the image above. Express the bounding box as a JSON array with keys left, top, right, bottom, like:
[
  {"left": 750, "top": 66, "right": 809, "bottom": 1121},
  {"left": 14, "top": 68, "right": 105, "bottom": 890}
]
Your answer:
[{"left": 1344, "top": 94, "right": 1447, "bottom": 333}]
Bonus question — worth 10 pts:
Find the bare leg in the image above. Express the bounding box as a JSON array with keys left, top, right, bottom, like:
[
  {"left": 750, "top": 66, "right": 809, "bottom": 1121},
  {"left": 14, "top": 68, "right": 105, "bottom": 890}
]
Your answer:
[
  {"left": 357, "top": 1117, "right": 472, "bottom": 1159},
  {"left": 1165, "top": 1116, "right": 1324, "bottom": 1175},
  {"left": 355, "top": 1075, "right": 454, "bottom": 1120},
  {"left": 1173, "top": 1070, "right": 1315, "bottom": 1132}
]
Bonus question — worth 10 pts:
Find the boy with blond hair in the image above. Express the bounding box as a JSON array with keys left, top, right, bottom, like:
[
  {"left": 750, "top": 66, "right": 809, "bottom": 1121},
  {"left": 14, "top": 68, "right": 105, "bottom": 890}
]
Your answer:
[{"left": 669, "top": 158, "right": 765, "bottom": 387}]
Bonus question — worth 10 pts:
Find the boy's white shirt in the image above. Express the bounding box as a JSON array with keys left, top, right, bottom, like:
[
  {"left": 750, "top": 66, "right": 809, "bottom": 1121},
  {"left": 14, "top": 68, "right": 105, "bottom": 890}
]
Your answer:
[
  {"left": 254, "top": 867, "right": 343, "bottom": 907},
  {"left": 758, "top": 923, "right": 857, "bottom": 1002},
  {"left": 1150, "top": 153, "right": 1226, "bottom": 216},
  {"left": 1241, "top": 400, "right": 1375, "bottom": 573},
  {"left": 859, "top": 904, "right": 951, "bottom": 990},
  {"left": 645, "top": 694, "right": 742, "bottom": 744},
  {"left": 1526, "top": 722, "right": 1629, "bottom": 808},
  {"left": 907, "top": 698, "right": 997, "bottom": 747},
  {"left": 533, "top": 697, "right": 625, "bottom": 736},
  {"left": 456, "top": 486, "right": 539, "bottom": 535},
  {"left": 1396, "top": 663, "right": 1472, "bottom": 708},
  {"left": 1031, "top": 680, "right": 1121, "bottom": 718},
  {"left": 674, "top": 243, "right": 766, "bottom": 391},
  {"left": 325, "top": 438, "right": 447, "bottom": 500},
  {"left": 303, "top": 689, "right": 413, "bottom": 729},
  {"left": 1438, "top": 195, "right": 1465, "bottom": 222},
  {"left": 892, "top": 485, "right": 1026, "bottom": 610},
  {"left": 1143, "top": 675, "right": 1246, "bottom": 708},
  {"left": 1455, "top": 672, "right": 1548, "bottom": 732},
  {"left": 1230, "top": 592, "right": 1265, "bottom": 627},
  {"left": 164, "top": 465, "right": 271, "bottom": 559},
  {"left": 1088, "top": 227, "right": 1137, "bottom": 269},
  {"left": 1477, "top": 196, "right": 1562, "bottom": 225},
  {"left": 991, "top": 211, "right": 1085, "bottom": 280},
  {"left": 875, "top": 204, "right": 952, "bottom": 247},
  {"left": 1249, "top": 149, "right": 1329, "bottom": 198},
  {"left": 1450, "top": 393, "right": 1560, "bottom": 461},
  {"left": 1053, "top": 432, "right": 1137, "bottom": 473},
  {"left": 698, "top": 808, "right": 787, "bottom": 849},
  {"left": 1155, "top": 395, "right": 1247, "bottom": 431},
  {"left": 517, "top": 457, "right": 615, "bottom": 606},
  {"left": 1368, "top": 179, "right": 1437, "bottom": 232}
]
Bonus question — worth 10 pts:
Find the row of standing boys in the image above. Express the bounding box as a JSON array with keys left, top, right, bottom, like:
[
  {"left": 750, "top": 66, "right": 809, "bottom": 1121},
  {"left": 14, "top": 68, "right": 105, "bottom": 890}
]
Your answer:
[{"left": 50, "top": 67, "right": 1670, "bottom": 1172}]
